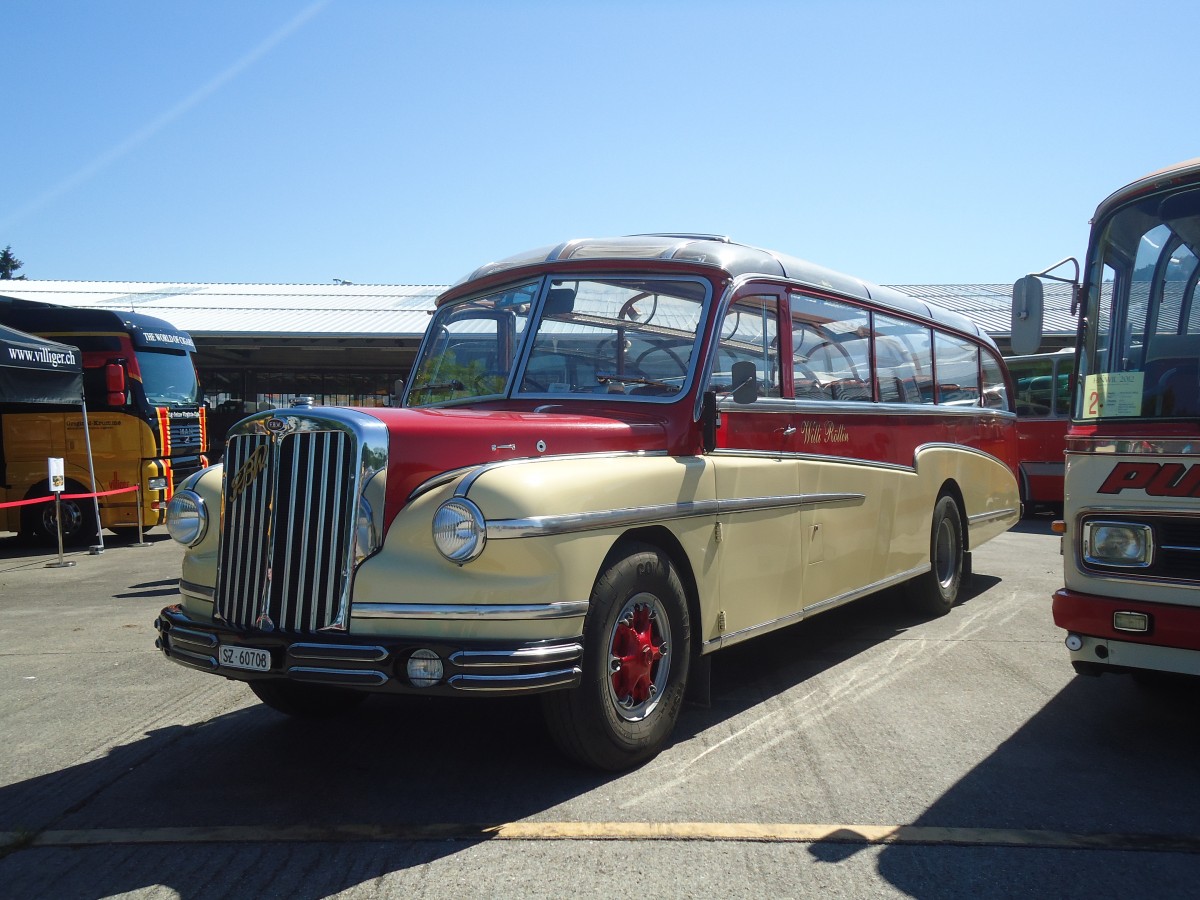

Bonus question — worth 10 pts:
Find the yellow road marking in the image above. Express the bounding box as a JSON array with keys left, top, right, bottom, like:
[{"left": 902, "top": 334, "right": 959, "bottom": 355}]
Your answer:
[{"left": 3, "top": 822, "right": 1200, "bottom": 853}]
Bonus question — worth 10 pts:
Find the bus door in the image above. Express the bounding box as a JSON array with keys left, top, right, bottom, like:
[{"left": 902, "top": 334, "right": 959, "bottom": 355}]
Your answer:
[{"left": 707, "top": 288, "right": 808, "bottom": 639}]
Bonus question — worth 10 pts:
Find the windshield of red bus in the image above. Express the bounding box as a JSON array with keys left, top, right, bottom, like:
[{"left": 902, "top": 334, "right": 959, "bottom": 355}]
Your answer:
[
  {"left": 1081, "top": 185, "right": 1200, "bottom": 421},
  {"left": 407, "top": 277, "right": 709, "bottom": 407},
  {"left": 136, "top": 348, "right": 202, "bottom": 408}
]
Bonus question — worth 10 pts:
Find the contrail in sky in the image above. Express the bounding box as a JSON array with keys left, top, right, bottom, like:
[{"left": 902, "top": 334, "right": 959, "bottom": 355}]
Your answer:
[{"left": 1, "top": 0, "right": 331, "bottom": 231}]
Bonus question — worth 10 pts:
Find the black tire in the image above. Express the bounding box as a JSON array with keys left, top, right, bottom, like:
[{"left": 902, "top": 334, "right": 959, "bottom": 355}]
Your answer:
[
  {"left": 249, "top": 679, "right": 368, "bottom": 718},
  {"left": 541, "top": 541, "right": 691, "bottom": 771},
  {"left": 905, "top": 494, "right": 964, "bottom": 617},
  {"left": 21, "top": 484, "right": 98, "bottom": 547}
]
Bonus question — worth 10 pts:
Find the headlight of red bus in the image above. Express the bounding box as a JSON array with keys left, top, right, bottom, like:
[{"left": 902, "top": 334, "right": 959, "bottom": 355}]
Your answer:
[
  {"left": 166, "top": 489, "right": 209, "bottom": 547},
  {"left": 432, "top": 498, "right": 486, "bottom": 564}
]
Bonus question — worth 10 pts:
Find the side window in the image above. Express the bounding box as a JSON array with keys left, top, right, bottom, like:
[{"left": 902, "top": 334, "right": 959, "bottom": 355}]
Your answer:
[
  {"left": 789, "top": 292, "right": 871, "bottom": 401},
  {"left": 1009, "top": 357, "right": 1052, "bottom": 416},
  {"left": 710, "top": 294, "right": 781, "bottom": 399},
  {"left": 874, "top": 314, "right": 934, "bottom": 404},
  {"left": 935, "top": 333, "right": 980, "bottom": 406},
  {"left": 982, "top": 350, "right": 1011, "bottom": 411}
]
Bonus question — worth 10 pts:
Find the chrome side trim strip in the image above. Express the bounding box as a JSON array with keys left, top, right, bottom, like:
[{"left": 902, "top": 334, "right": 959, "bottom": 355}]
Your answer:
[
  {"left": 448, "top": 667, "right": 582, "bottom": 692},
  {"left": 968, "top": 507, "right": 1020, "bottom": 526},
  {"left": 701, "top": 564, "right": 927, "bottom": 652},
  {"left": 1067, "top": 438, "right": 1200, "bottom": 456},
  {"left": 715, "top": 397, "right": 1015, "bottom": 420},
  {"left": 351, "top": 601, "right": 590, "bottom": 621},
  {"left": 486, "top": 493, "right": 864, "bottom": 539},
  {"left": 179, "top": 580, "right": 215, "bottom": 601},
  {"left": 408, "top": 465, "right": 480, "bottom": 503},
  {"left": 449, "top": 644, "right": 583, "bottom": 668},
  {"left": 708, "top": 447, "right": 915, "bottom": 472},
  {"left": 454, "top": 450, "right": 669, "bottom": 499}
]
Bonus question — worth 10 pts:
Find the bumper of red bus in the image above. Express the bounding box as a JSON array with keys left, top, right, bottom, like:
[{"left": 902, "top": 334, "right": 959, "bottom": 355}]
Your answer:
[{"left": 1052, "top": 589, "right": 1200, "bottom": 676}]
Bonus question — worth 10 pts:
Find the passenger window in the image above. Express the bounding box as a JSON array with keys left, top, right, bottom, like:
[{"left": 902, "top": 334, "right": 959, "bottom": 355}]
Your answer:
[
  {"left": 1009, "top": 357, "right": 1053, "bottom": 416},
  {"left": 874, "top": 314, "right": 934, "bottom": 404},
  {"left": 982, "top": 350, "right": 1011, "bottom": 411},
  {"left": 789, "top": 292, "right": 870, "bottom": 401},
  {"left": 710, "top": 295, "right": 781, "bottom": 399},
  {"left": 935, "top": 333, "right": 980, "bottom": 406}
]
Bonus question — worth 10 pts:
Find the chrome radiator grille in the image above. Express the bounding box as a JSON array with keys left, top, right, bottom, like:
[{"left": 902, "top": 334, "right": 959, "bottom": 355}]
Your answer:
[{"left": 216, "top": 428, "right": 359, "bottom": 634}]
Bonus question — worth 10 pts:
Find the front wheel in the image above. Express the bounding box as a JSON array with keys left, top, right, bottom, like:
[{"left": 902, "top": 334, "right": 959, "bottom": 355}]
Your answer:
[
  {"left": 21, "top": 486, "right": 98, "bottom": 547},
  {"left": 249, "top": 680, "right": 368, "bottom": 718},
  {"left": 905, "top": 494, "right": 964, "bottom": 617},
  {"left": 542, "top": 542, "right": 691, "bottom": 771}
]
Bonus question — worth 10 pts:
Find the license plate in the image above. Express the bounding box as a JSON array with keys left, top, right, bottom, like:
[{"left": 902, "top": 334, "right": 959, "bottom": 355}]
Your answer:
[{"left": 218, "top": 644, "right": 271, "bottom": 673}]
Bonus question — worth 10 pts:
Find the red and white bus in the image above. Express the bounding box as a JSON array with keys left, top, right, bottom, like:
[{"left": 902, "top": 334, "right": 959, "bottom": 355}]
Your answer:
[
  {"left": 159, "top": 235, "right": 1020, "bottom": 769},
  {"left": 1014, "top": 159, "right": 1200, "bottom": 681},
  {"left": 1008, "top": 348, "right": 1072, "bottom": 515}
]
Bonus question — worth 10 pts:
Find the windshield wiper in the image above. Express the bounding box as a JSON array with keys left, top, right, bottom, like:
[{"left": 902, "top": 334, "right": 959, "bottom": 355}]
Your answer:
[
  {"left": 410, "top": 380, "right": 465, "bottom": 395},
  {"left": 596, "top": 372, "right": 673, "bottom": 389}
]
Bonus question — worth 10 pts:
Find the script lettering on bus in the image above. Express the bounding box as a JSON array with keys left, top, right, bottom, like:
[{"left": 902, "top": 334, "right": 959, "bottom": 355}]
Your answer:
[
  {"left": 799, "top": 420, "right": 851, "bottom": 444},
  {"left": 1097, "top": 461, "right": 1200, "bottom": 497},
  {"left": 230, "top": 445, "right": 270, "bottom": 501}
]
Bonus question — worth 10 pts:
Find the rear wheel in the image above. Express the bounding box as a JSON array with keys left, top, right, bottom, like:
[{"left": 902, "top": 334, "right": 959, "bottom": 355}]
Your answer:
[
  {"left": 542, "top": 542, "right": 691, "bottom": 770},
  {"left": 249, "top": 680, "right": 368, "bottom": 718},
  {"left": 905, "top": 494, "right": 964, "bottom": 617}
]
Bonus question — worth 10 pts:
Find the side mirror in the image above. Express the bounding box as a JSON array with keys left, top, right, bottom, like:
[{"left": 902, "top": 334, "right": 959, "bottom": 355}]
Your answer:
[
  {"left": 105, "top": 363, "right": 127, "bottom": 407},
  {"left": 1010, "top": 276, "right": 1044, "bottom": 356},
  {"left": 731, "top": 360, "right": 759, "bottom": 405}
]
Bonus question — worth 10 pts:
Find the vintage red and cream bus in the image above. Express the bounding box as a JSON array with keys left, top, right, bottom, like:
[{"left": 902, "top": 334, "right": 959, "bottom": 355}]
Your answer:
[
  {"left": 1009, "top": 348, "right": 1072, "bottom": 515},
  {"left": 158, "top": 235, "right": 1020, "bottom": 769},
  {"left": 1014, "top": 159, "right": 1200, "bottom": 681}
]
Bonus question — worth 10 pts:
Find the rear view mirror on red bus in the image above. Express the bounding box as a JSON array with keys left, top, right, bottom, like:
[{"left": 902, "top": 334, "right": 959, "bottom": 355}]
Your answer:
[{"left": 1010, "top": 275, "right": 1044, "bottom": 356}]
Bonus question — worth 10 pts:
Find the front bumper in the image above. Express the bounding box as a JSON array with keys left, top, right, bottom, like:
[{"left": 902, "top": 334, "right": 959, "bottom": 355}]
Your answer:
[{"left": 155, "top": 604, "right": 583, "bottom": 697}]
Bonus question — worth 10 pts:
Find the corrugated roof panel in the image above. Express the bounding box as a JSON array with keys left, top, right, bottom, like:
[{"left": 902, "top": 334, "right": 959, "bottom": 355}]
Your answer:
[{"left": 2, "top": 279, "right": 1078, "bottom": 340}]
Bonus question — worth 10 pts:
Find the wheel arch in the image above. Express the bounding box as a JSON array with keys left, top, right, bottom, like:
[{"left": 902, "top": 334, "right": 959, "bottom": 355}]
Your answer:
[
  {"left": 601, "top": 525, "right": 703, "bottom": 659},
  {"left": 936, "top": 478, "right": 969, "bottom": 552}
]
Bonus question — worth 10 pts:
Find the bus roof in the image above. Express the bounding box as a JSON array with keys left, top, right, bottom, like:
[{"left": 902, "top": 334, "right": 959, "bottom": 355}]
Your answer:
[
  {"left": 1093, "top": 158, "right": 1200, "bottom": 224},
  {"left": 444, "top": 234, "right": 998, "bottom": 350},
  {"left": 0, "top": 298, "right": 194, "bottom": 351}
]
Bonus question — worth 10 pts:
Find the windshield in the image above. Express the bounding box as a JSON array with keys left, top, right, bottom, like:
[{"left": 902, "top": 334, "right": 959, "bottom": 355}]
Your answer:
[
  {"left": 136, "top": 349, "right": 202, "bottom": 407},
  {"left": 407, "top": 276, "right": 709, "bottom": 407},
  {"left": 1081, "top": 185, "right": 1200, "bottom": 420}
]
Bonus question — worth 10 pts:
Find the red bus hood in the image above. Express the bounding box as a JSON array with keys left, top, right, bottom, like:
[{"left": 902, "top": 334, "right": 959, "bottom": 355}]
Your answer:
[{"left": 361, "top": 406, "right": 669, "bottom": 516}]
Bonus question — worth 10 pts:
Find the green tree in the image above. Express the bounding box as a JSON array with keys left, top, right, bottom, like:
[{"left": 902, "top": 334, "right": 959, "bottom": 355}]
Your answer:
[{"left": 0, "top": 245, "right": 25, "bottom": 279}]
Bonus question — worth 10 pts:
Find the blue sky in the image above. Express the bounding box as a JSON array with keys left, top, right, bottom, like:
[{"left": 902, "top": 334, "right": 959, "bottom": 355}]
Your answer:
[{"left": 3, "top": 0, "right": 1197, "bottom": 288}]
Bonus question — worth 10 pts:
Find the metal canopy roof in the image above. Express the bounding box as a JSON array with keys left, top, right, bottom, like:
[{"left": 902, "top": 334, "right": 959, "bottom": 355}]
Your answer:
[{"left": 0, "top": 277, "right": 1077, "bottom": 343}]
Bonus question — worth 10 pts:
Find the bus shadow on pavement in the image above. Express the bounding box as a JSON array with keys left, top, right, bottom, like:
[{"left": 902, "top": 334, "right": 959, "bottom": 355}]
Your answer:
[{"left": 0, "top": 572, "right": 1003, "bottom": 899}]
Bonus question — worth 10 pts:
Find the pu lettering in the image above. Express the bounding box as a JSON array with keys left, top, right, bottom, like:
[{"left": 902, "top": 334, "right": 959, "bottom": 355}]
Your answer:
[{"left": 1098, "top": 461, "right": 1200, "bottom": 497}]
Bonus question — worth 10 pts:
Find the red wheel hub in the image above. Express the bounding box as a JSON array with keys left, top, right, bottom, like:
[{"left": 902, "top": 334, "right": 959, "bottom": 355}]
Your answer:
[{"left": 610, "top": 603, "right": 663, "bottom": 705}]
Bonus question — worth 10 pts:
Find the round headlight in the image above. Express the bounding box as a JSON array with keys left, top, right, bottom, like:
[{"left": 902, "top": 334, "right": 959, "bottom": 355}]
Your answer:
[
  {"left": 432, "top": 498, "right": 486, "bottom": 563},
  {"left": 166, "top": 489, "right": 208, "bottom": 546}
]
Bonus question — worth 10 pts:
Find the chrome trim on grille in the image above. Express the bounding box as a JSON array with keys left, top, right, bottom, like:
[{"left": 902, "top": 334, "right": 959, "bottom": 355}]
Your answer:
[
  {"left": 485, "top": 493, "right": 864, "bottom": 539},
  {"left": 351, "top": 601, "right": 590, "bottom": 620},
  {"left": 214, "top": 409, "right": 388, "bottom": 636}
]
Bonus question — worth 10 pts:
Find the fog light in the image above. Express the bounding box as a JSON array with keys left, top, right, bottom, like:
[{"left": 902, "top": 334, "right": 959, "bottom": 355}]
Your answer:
[
  {"left": 1065, "top": 633, "right": 1083, "bottom": 651},
  {"left": 1114, "top": 611, "right": 1150, "bottom": 633},
  {"left": 147, "top": 476, "right": 169, "bottom": 491},
  {"left": 406, "top": 649, "right": 443, "bottom": 687}
]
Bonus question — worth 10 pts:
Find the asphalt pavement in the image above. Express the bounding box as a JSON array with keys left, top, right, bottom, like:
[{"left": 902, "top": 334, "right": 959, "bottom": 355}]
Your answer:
[{"left": 2, "top": 520, "right": 1199, "bottom": 899}]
